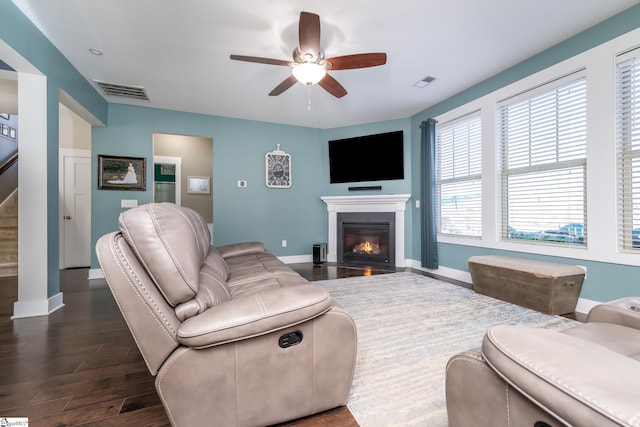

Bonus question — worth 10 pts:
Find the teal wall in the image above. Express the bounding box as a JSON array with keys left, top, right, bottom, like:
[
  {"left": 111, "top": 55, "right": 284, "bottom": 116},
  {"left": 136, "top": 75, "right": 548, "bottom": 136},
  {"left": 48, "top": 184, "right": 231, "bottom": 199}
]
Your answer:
[
  {"left": 437, "top": 245, "right": 640, "bottom": 302},
  {"left": 91, "top": 104, "right": 411, "bottom": 267},
  {"left": 4, "top": 0, "right": 640, "bottom": 303},
  {"left": 410, "top": 4, "right": 640, "bottom": 302},
  {"left": 0, "top": 1, "right": 107, "bottom": 297}
]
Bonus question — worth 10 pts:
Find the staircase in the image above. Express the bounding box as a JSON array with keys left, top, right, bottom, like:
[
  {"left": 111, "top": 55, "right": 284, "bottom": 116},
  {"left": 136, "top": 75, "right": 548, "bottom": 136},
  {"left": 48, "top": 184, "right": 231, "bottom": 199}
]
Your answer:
[{"left": 0, "top": 192, "right": 17, "bottom": 277}]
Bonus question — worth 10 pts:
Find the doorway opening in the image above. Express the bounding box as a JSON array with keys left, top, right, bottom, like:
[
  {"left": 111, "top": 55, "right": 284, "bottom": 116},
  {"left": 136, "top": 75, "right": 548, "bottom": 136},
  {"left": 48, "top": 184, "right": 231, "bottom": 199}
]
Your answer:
[
  {"left": 153, "top": 156, "right": 181, "bottom": 205},
  {"left": 153, "top": 133, "right": 213, "bottom": 240}
]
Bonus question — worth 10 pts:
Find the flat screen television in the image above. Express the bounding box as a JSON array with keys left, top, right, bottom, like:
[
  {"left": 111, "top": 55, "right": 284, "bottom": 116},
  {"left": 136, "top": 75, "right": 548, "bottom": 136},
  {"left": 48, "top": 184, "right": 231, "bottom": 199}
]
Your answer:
[{"left": 328, "top": 130, "right": 404, "bottom": 184}]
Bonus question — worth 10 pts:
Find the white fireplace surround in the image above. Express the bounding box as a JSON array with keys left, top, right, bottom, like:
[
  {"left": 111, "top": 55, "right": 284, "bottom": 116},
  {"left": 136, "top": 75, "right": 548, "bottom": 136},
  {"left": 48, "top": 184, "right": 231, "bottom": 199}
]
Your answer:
[{"left": 321, "top": 194, "right": 411, "bottom": 267}]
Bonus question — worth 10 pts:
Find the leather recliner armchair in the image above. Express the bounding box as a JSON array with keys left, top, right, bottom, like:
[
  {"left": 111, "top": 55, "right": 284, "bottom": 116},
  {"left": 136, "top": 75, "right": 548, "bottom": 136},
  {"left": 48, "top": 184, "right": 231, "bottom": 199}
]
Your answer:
[
  {"left": 96, "top": 203, "right": 357, "bottom": 426},
  {"left": 446, "top": 297, "right": 640, "bottom": 426}
]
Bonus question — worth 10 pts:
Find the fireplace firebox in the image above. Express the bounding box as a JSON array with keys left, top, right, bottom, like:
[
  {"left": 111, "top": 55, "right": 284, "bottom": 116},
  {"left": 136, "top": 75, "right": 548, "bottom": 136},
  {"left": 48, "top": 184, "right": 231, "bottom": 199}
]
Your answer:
[{"left": 337, "top": 212, "right": 395, "bottom": 265}]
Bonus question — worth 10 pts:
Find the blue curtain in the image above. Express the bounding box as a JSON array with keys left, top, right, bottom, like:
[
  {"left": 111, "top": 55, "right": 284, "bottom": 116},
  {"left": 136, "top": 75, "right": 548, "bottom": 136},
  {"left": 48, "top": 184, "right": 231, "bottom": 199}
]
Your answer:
[{"left": 421, "top": 119, "right": 438, "bottom": 269}]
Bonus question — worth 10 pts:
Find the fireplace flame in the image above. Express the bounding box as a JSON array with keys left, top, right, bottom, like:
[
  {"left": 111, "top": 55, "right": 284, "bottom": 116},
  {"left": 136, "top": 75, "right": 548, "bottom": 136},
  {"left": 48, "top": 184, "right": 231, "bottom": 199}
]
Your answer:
[{"left": 352, "top": 241, "right": 382, "bottom": 255}]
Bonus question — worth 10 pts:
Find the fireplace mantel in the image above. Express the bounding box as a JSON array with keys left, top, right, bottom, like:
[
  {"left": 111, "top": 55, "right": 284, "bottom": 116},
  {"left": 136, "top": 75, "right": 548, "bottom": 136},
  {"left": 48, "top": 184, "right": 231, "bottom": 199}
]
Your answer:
[{"left": 321, "top": 194, "right": 411, "bottom": 267}]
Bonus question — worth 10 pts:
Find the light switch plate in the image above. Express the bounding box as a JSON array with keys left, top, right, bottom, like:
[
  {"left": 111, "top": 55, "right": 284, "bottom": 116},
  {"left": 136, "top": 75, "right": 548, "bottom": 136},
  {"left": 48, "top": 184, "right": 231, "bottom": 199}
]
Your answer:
[{"left": 121, "top": 199, "right": 138, "bottom": 208}]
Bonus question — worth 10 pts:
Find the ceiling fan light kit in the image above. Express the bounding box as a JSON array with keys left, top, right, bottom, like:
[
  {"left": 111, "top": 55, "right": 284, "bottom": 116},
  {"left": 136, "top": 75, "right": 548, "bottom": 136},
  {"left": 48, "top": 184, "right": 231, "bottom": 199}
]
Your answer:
[
  {"left": 230, "top": 11, "right": 387, "bottom": 102},
  {"left": 292, "top": 62, "right": 326, "bottom": 85}
]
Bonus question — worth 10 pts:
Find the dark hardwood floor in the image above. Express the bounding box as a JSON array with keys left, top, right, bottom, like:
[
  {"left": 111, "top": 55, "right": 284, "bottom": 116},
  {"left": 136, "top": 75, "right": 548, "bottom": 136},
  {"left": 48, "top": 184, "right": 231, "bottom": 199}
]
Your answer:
[{"left": 0, "top": 263, "right": 399, "bottom": 426}]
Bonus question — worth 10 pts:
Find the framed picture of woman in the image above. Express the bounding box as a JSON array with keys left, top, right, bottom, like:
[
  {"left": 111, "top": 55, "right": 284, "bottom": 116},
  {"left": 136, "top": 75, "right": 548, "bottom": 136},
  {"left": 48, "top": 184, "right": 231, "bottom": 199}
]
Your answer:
[{"left": 98, "top": 155, "right": 146, "bottom": 190}]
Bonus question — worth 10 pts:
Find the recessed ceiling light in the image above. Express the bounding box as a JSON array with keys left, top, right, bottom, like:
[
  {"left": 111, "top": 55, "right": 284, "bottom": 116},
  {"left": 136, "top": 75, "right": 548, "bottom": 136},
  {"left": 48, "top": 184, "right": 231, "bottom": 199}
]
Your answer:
[
  {"left": 88, "top": 48, "right": 103, "bottom": 56},
  {"left": 413, "top": 76, "right": 437, "bottom": 88}
]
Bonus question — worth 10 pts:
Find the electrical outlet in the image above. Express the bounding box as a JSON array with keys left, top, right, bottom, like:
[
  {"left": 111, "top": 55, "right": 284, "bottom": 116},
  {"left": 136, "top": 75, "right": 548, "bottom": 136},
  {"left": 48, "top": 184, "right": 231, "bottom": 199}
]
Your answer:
[
  {"left": 415, "top": 200, "right": 420, "bottom": 208},
  {"left": 237, "top": 180, "right": 247, "bottom": 188},
  {"left": 282, "top": 239, "right": 287, "bottom": 248}
]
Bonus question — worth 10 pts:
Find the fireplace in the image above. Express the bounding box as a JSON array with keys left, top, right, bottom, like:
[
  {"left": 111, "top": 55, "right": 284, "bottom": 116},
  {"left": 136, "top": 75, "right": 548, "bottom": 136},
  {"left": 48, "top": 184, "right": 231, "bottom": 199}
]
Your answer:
[
  {"left": 337, "top": 212, "right": 395, "bottom": 265},
  {"left": 321, "top": 194, "right": 410, "bottom": 267}
]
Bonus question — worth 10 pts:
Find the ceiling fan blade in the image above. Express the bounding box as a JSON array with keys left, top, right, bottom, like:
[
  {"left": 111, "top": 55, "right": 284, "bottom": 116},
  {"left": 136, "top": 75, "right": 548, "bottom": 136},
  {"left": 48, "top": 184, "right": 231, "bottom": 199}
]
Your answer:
[
  {"left": 269, "top": 75, "right": 298, "bottom": 96},
  {"left": 318, "top": 74, "right": 347, "bottom": 98},
  {"left": 230, "top": 55, "right": 292, "bottom": 67},
  {"left": 323, "top": 53, "right": 387, "bottom": 70},
  {"left": 298, "top": 11, "right": 321, "bottom": 60}
]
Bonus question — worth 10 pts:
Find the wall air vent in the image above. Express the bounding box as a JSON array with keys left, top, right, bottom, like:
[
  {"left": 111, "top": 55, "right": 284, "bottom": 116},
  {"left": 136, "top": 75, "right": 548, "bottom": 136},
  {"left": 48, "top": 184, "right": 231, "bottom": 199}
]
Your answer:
[{"left": 93, "top": 79, "right": 150, "bottom": 100}]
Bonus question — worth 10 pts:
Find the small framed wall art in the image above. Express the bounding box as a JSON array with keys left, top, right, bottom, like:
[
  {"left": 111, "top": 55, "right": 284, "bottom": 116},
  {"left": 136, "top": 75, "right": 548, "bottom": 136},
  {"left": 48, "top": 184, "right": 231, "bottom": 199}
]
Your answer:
[
  {"left": 188, "top": 176, "right": 210, "bottom": 194},
  {"left": 265, "top": 144, "right": 291, "bottom": 188},
  {"left": 98, "top": 155, "right": 146, "bottom": 191}
]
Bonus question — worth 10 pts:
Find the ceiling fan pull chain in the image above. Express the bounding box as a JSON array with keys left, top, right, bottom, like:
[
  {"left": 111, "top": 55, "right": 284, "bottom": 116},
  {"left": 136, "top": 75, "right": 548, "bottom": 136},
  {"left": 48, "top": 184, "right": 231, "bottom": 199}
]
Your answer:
[{"left": 307, "top": 83, "right": 312, "bottom": 110}]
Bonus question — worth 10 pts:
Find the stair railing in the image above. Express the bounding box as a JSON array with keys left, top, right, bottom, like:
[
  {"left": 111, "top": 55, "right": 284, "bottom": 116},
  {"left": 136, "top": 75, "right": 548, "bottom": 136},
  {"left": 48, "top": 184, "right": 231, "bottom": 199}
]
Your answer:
[{"left": 0, "top": 153, "right": 18, "bottom": 176}]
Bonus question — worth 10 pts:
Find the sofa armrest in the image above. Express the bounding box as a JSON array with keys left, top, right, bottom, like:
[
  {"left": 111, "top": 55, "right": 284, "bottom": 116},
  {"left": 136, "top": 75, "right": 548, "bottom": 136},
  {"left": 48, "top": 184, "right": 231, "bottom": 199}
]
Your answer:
[
  {"left": 586, "top": 297, "right": 640, "bottom": 330},
  {"left": 216, "top": 241, "right": 266, "bottom": 258},
  {"left": 177, "top": 285, "right": 332, "bottom": 348},
  {"left": 482, "top": 325, "right": 640, "bottom": 427}
]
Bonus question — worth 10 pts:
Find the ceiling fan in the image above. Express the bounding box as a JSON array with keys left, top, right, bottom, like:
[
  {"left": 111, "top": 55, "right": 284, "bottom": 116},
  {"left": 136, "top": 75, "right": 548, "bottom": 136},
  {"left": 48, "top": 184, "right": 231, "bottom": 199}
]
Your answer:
[{"left": 230, "top": 11, "right": 387, "bottom": 99}]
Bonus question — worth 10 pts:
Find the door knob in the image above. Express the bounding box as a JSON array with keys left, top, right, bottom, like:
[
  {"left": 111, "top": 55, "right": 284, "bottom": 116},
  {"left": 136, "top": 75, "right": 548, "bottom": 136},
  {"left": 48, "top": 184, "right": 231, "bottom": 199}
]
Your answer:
[{"left": 64, "top": 216, "right": 72, "bottom": 220}]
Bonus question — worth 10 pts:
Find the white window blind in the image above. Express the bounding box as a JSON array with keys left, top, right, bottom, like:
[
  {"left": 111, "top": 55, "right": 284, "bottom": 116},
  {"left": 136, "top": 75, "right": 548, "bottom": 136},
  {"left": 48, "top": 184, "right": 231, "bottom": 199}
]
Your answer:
[
  {"left": 435, "top": 113, "right": 482, "bottom": 237},
  {"left": 616, "top": 48, "right": 640, "bottom": 252},
  {"left": 499, "top": 73, "right": 587, "bottom": 245}
]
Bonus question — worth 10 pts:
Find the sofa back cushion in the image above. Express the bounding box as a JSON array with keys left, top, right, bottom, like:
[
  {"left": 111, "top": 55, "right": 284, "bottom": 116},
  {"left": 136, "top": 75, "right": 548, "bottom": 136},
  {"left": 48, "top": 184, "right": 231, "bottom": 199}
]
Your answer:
[{"left": 119, "top": 203, "right": 211, "bottom": 306}]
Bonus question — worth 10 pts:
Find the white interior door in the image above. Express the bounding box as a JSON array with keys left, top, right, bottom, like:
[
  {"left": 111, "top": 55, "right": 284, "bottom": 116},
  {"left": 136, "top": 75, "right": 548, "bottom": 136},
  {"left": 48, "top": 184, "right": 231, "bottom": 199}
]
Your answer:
[{"left": 62, "top": 155, "right": 91, "bottom": 268}]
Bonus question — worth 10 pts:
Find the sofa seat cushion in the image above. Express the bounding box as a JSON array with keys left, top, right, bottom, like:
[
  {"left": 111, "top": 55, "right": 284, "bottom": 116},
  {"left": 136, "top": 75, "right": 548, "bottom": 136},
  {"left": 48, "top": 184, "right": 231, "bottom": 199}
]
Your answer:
[
  {"left": 562, "top": 322, "right": 640, "bottom": 361},
  {"left": 483, "top": 325, "right": 640, "bottom": 426},
  {"left": 225, "top": 252, "right": 303, "bottom": 285},
  {"left": 225, "top": 251, "right": 295, "bottom": 272},
  {"left": 228, "top": 274, "right": 310, "bottom": 299}
]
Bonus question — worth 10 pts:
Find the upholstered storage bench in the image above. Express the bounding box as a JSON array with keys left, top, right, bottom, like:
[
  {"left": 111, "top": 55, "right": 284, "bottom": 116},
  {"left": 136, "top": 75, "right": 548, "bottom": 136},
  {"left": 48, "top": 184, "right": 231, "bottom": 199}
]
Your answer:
[{"left": 468, "top": 255, "right": 585, "bottom": 315}]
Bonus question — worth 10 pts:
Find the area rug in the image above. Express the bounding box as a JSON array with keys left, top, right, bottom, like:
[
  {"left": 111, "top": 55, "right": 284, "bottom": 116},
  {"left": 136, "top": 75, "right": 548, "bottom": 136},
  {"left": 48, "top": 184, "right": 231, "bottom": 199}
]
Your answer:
[{"left": 316, "top": 271, "right": 577, "bottom": 427}]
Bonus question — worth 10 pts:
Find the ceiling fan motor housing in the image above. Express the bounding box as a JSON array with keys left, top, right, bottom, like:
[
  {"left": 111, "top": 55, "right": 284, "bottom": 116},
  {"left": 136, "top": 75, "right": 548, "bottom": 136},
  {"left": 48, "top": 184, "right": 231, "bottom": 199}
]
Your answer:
[{"left": 293, "top": 47, "right": 325, "bottom": 64}]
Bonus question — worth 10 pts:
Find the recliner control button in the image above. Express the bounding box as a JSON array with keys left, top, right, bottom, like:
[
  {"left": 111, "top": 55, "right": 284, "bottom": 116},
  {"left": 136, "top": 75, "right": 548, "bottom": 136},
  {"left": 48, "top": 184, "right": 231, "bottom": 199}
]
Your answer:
[{"left": 279, "top": 331, "right": 303, "bottom": 348}]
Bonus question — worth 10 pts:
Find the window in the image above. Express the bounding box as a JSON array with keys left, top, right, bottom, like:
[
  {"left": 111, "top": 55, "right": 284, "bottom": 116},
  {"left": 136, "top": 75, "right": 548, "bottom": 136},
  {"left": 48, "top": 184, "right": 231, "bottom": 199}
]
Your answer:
[
  {"left": 499, "top": 73, "right": 587, "bottom": 245},
  {"left": 616, "top": 48, "right": 640, "bottom": 251},
  {"left": 435, "top": 113, "right": 482, "bottom": 237}
]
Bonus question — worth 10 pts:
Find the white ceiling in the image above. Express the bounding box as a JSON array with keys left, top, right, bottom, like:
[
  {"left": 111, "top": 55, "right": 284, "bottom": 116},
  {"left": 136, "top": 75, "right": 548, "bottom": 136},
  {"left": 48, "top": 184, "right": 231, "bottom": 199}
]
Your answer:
[{"left": 8, "top": 0, "right": 640, "bottom": 129}]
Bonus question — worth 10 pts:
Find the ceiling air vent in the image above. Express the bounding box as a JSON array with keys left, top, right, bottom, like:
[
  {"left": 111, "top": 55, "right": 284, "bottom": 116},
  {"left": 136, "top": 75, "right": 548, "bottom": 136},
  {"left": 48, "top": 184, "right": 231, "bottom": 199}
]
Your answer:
[
  {"left": 413, "top": 76, "right": 437, "bottom": 88},
  {"left": 93, "top": 79, "right": 150, "bottom": 100}
]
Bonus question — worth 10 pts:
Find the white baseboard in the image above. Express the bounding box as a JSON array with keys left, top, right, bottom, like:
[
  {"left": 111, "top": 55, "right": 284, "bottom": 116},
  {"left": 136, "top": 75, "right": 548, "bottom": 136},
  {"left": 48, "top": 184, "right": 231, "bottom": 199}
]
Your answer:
[
  {"left": 406, "top": 259, "right": 473, "bottom": 283},
  {"left": 575, "top": 297, "right": 600, "bottom": 316},
  {"left": 88, "top": 268, "right": 105, "bottom": 280},
  {"left": 279, "top": 254, "right": 313, "bottom": 264},
  {"left": 406, "top": 258, "right": 597, "bottom": 317},
  {"left": 12, "top": 292, "right": 65, "bottom": 319}
]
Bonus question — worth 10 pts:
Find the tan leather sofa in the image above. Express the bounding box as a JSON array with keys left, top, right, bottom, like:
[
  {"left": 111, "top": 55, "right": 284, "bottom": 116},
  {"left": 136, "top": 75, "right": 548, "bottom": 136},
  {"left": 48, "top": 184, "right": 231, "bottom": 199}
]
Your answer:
[
  {"left": 96, "top": 203, "right": 357, "bottom": 427},
  {"left": 446, "top": 298, "right": 640, "bottom": 426}
]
